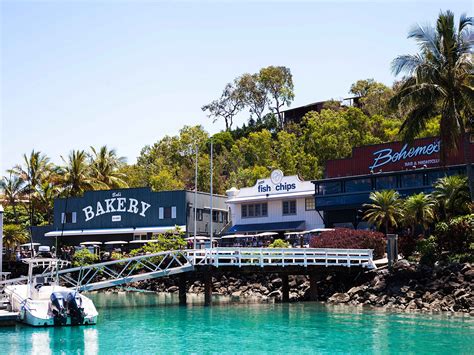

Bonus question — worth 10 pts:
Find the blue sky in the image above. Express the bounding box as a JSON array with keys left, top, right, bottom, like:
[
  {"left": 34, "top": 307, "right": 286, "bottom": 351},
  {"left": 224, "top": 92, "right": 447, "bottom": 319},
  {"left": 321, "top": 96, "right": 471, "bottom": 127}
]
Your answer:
[{"left": 1, "top": 0, "right": 472, "bottom": 172}]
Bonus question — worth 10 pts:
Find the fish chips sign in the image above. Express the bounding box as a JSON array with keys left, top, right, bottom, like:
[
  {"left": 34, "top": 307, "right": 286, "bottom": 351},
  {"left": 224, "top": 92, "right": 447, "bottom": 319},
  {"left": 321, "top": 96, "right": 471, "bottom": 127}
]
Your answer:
[
  {"left": 82, "top": 192, "right": 151, "bottom": 222},
  {"left": 369, "top": 140, "right": 441, "bottom": 171}
]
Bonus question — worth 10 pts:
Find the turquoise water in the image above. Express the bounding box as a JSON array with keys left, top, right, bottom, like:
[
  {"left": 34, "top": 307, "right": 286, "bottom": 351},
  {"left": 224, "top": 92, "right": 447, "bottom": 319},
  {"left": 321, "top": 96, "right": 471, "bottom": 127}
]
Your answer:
[{"left": 2, "top": 292, "right": 473, "bottom": 354}]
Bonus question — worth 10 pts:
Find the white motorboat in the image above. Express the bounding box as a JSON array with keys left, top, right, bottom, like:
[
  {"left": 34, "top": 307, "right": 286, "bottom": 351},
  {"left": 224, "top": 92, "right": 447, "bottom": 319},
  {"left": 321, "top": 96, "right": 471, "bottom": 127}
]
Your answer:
[{"left": 4, "top": 258, "right": 98, "bottom": 327}]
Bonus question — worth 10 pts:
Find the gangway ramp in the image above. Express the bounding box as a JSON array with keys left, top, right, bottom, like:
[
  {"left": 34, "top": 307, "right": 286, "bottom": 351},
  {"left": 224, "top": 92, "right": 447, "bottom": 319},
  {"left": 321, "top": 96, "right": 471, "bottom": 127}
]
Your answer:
[{"left": 0, "top": 248, "right": 375, "bottom": 293}]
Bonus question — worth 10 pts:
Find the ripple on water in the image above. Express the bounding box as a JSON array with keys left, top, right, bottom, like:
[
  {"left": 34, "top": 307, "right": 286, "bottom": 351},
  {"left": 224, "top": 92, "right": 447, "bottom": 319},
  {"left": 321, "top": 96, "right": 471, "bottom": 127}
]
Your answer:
[{"left": 1, "top": 293, "right": 473, "bottom": 355}]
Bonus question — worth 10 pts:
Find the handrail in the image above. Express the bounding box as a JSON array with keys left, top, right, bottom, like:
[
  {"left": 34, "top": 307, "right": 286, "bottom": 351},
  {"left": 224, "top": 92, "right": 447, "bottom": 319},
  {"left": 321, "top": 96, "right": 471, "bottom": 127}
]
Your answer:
[{"left": 1, "top": 247, "right": 376, "bottom": 292}]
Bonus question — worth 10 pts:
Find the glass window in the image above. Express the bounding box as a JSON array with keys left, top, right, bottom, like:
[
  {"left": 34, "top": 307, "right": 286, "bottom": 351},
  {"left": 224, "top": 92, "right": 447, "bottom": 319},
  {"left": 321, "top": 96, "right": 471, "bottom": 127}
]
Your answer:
[
  {"left": 426, "top": 171, "right": 447, "bottom": 185},
  {"left": 305, "top": 198, "right": 315, "bottom": 210},
  {"left": 159, "top": 207, "right": 164, "bottom": 219},
  {"left": 248, "top": 205, "right": 255, "bottom": 217},
  {"left": 320, "top": 181, "right": 342, "bottom": 195},
  {"left": 61, "top": 212, "right": 76, "bottom": 224},
  {"left": 242, "top": 203, "right": 267, "bottom": 218},
  {"left": 171, "top": 206, "right": 177, "bottom": 219},
  {"left": 401, "top": 173, "right": 423, "bottom": 188},
  {"left": 283, "top": 200, "right": 296, "bottom": 215},
  {"left": 197, "top": 209, "right": 203, "bottom": 221},
  {"left": 241, "top": 205, "right": 247, "bottom": 218},
  {"left": 376, "top": 176, "right": 397, "bottom": 190},
  {"left": 345, "top": 178, "right": 372, "bottom": 193},
  {"left": 164, "top": 207, "right": 171, "bottom": 219},
  {"left": 212, "top": 210, "right": 219, "bottom": 222}
]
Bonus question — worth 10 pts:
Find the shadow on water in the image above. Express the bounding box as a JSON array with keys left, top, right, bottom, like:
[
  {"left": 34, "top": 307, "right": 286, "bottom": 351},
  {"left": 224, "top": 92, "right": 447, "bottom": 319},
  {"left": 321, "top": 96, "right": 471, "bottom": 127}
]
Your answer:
[{"left": 2, "top": 292, "right": 473, "bottom": 354}]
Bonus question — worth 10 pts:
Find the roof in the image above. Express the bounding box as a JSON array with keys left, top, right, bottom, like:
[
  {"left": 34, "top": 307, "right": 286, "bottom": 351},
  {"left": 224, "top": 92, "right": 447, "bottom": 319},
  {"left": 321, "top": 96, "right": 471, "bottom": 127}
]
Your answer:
[{"left": 228, "top": 220, "right": 305, "bottom": 233}]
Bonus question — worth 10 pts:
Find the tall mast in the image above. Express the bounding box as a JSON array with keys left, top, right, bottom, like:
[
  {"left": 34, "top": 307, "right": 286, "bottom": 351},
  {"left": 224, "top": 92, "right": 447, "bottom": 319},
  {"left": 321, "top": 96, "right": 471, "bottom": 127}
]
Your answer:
[{"left": 210, "top": 139, "right": 213, "bottom": 248}]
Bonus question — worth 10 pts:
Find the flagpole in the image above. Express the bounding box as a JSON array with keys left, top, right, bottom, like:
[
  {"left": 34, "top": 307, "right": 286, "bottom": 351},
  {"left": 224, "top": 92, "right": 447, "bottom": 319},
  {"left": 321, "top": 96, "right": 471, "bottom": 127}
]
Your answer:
[
  {"left": 194, "top": 144, "right": 198, "bottom": 250},
  {"left": 210, "top": 139, "right": 213, "bottom": 248}
]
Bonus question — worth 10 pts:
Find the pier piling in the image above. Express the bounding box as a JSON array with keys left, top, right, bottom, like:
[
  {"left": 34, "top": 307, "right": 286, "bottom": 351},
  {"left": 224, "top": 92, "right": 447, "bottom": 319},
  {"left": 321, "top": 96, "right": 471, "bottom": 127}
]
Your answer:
[
  {"left": 179, "top": 274, "right": 187, "bottom": 306},
  {"left": 309, "top": 272, "right": 319, "bottom": 301},
  {"left": 281, "top": 274, "right": 289, "bottom": 303},
  {"left": 204, "top": 271, "right": 212, "bottom": 306}
]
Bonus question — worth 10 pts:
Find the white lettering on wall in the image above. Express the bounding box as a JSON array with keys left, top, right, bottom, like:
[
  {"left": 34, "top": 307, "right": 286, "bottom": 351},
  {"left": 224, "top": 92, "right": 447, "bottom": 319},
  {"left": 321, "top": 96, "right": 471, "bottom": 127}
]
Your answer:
[
  {"left": 82, "top": 197, "right": 152, "bottom": 222},
  {"left": 370, "top": 140, "right": 440, "bottom": 170}
]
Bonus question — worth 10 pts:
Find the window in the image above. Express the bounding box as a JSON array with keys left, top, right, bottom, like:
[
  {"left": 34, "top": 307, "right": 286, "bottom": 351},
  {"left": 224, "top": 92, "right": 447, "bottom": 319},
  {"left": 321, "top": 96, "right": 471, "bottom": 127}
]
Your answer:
[
  {"left": 376, "top": 176, "right": 397, "bottom": 190},
  {"left": 197, "top": 209, "right": 203, "bottom": 221},
  {"left": 345, "top": 178, "right": 372, "bottom": 193},
  {"left": 133, "top": 234, "right": 147, "bottom": 241},
  {"left": 159, "top": 207, "right": 164, "bottom": 219},
  {"left": 212, "top": 210, "right": 219, "bottom": 222},
  {"left": 164, "top": 207, "right": 172, "bottom": 219},
  {"left": 218, "top": 211, "right": 224, "bottom": 223},
  {"left": 241, "top": 203, "right": 268, "bottom": 218},
  {"left": 401, "top": 173, "right": 423, "bottom": 188},
  {"left": 171, "top": 206, "right": 177, "bottom": 219},
  {"left": 61, "top": 212, "right": 77, "bottom": 224},
  {"left": 319, "top": 181, "right": 342, "bottom": 195},
  {"left": 282, "top": 200, "right": 296, "bottom": 215},
  {"left": 305, "top": 198, "right": 315, "bottom": 211},
  {"left": 222, "top": 212, "right": 228, "bottom": 223}
]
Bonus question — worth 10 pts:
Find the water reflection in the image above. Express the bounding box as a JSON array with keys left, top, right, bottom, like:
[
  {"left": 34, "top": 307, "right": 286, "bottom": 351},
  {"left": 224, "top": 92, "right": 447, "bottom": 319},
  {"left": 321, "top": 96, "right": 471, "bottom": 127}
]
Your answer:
[{"left": 2, "top": 293, "right": 473, "bottom": 355}]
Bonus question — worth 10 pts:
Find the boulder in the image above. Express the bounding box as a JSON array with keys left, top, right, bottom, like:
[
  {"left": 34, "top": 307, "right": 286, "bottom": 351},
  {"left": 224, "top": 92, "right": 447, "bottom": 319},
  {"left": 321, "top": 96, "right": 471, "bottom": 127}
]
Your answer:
[{"left": 328, "top": 293, "right": 350, "bottom": 303}]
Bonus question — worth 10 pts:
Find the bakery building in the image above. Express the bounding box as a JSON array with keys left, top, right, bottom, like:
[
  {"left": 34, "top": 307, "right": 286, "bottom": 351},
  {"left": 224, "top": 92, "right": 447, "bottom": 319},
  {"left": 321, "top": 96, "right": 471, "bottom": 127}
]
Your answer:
[
  {"left": 36, "top": 187, "right": 229, "bottom": 245},
  {"left": 312, "top": 136, "right": 474, "bottom": 228},
  {"left": 226, "top": 171, "right": 324, "bottom": 234}
]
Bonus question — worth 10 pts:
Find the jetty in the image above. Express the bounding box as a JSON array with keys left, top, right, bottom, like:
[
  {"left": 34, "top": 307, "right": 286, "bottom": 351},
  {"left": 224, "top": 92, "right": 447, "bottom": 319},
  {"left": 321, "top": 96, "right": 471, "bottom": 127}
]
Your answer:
[{"left": 0, "top": 247, "right": 375, "bottom": 308}]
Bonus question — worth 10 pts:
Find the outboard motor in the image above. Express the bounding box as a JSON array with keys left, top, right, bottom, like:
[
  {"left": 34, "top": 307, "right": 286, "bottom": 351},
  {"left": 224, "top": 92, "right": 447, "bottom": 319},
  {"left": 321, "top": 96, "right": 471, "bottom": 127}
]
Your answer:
[
  {"left": 50, "top": 292, "right": 67, "bottom": 325},
  {"left": 66, "top": 291, "right": 85, "bottom": 325}
]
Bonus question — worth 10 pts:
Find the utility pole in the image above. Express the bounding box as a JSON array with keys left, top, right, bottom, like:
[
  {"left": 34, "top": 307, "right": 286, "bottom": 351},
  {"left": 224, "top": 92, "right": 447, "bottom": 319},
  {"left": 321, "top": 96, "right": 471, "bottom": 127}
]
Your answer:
[
  {"left": 193, "top": 144, "right": 198, "bottom": 250},
  {"left": 210, "top": 140, "right": 213, "bottom": 248}
]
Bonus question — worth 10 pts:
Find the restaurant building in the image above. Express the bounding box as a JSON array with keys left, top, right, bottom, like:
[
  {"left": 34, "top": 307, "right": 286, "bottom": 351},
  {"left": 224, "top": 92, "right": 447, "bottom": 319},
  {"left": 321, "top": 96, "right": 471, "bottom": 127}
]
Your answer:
[
  {"left": 38, "top": 187, "right": 229, "bottom": 245},
  {"left": 226, "top": 171, "right": 324, "bottom": 234},
  {"left": 312, "top": 136, "right": 474, "bottom": 228}
]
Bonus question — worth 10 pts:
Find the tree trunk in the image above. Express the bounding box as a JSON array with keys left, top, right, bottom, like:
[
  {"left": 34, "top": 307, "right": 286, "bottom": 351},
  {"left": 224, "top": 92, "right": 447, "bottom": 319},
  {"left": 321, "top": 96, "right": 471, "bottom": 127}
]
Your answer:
[
  {"left": 12, "top": 203, "right": 19, "bottom": 225},
  {"left": 462, "top": 133, "right": 474, "bottom": 202}
]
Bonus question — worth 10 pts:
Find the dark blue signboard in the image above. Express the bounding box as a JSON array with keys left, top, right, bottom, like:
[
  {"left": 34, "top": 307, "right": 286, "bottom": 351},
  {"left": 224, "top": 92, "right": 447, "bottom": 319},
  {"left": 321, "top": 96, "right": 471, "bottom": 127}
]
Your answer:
[{"left": 53, "top": 188, "right": 187, "bottom": 230}]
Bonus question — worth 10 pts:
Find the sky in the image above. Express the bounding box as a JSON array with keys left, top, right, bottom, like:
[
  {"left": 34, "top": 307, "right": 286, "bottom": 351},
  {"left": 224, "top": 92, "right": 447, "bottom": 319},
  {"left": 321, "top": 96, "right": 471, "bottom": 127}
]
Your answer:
[{"left": 1, "top": 0, "right": 472, "bottom": 173}]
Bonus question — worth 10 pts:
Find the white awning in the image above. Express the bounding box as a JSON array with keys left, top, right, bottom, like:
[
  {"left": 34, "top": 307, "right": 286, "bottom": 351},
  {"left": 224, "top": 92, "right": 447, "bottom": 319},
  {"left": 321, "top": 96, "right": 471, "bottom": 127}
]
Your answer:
[
  {"left": 226, "top": 190, "right": 314, "bottom": 203},
  {"left": 80, "top": 241, "right": 102, "bottom": 246},
  {"left": 255, "top": 232, "right": 279, "bottom": 237},
  {"left": 20, "top": 243, "right": 41, "bottom": 247},
  {"left": 45, "top": 225, "right": 186, "bottom": 237},
  {"left": 128, "top": 239, "right": 159, "bottom": 244},
  {"left": 203, "top": 207, "right": 229, "bottom": 212},
  {"left": 104, "top": 241, "right": 128, "bottom": 245},
  {"left": 184, "top": 236, "right": 209, "bottom": 241},
  {"left": 133, "top": 226, "right": 185, "bottom": 234}
]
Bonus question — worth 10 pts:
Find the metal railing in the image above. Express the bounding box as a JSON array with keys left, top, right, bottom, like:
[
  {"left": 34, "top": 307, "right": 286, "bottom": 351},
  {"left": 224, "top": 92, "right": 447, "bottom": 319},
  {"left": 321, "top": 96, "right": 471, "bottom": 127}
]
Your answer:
[
  {"left": 189, "top": 248, "right": 375, "bottom": 269},
  {"left": 0, "top": 248, "right": 375, "bottom": 292}
]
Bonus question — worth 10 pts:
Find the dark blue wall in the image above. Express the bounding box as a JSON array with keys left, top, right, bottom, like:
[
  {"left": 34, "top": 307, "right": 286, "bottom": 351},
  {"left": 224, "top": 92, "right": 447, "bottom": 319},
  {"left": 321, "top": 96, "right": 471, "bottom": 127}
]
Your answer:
[{"left": 52, "top": 188, "right": 187, "bottom": 231}]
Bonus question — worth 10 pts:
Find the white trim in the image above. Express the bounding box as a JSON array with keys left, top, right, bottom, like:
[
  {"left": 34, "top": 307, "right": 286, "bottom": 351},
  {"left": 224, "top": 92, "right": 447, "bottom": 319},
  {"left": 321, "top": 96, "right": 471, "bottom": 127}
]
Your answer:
[
  {"left": 44, "top": 225, "right": 186, "bottom": 237},
  {"left": 227, "top": 190, "right": 314, "bottom": 203}
]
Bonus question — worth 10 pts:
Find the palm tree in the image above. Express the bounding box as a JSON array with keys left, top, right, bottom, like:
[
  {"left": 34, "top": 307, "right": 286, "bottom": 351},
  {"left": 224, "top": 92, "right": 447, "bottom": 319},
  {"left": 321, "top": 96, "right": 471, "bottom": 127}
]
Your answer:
[
  {"left": 2, "top": 224, "right": 28, "bottom": 251},
  {"left": 89, "top": 146, "right": 128, "bottom": 189},
  {"left": 390, "top": 11, "right": 474, "bottom": 200},
  {"left": 403, "top": 193, "right": 435, "bottom": 236},
  {"left": 0, "top": 173, "right": 24, "bottom": 224},
  {"left": 12, "top": 150, "right": 52, "bottom": 195},
  {"left": 11, "top": 150, "right": 52, "bottom": 226},
  {"left": 432, "top": 175, "right": 470, "bottom": 218},
  {"left": 61, "top": 150, "right": 107, "bottom": 197},
  {"left": 363, "top": 190, "right": 403, "bottom": 234}
]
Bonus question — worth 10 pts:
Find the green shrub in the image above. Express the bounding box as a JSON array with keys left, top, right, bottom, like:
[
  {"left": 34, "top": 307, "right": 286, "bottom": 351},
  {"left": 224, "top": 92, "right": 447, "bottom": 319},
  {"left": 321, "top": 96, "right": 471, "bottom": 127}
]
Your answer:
[
  {"left": 268, "top": 239, "right": 290, "bottom": 248},
  {"left": 72, "top": 248, "right": 99, "bottom": 267},
  {"left": 416, "top": 236, "right": 439, "bottom": 266}
]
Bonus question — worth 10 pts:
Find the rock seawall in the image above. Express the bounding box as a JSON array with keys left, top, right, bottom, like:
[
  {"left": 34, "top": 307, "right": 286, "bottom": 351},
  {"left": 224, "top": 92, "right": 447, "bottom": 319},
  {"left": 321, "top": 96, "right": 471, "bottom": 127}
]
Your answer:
[
  {"left": 328, "top": 261, "right": 473, "bottom": 314},
  {"left": 106, "top": 261, "right": 473, "bottom": 314}
]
